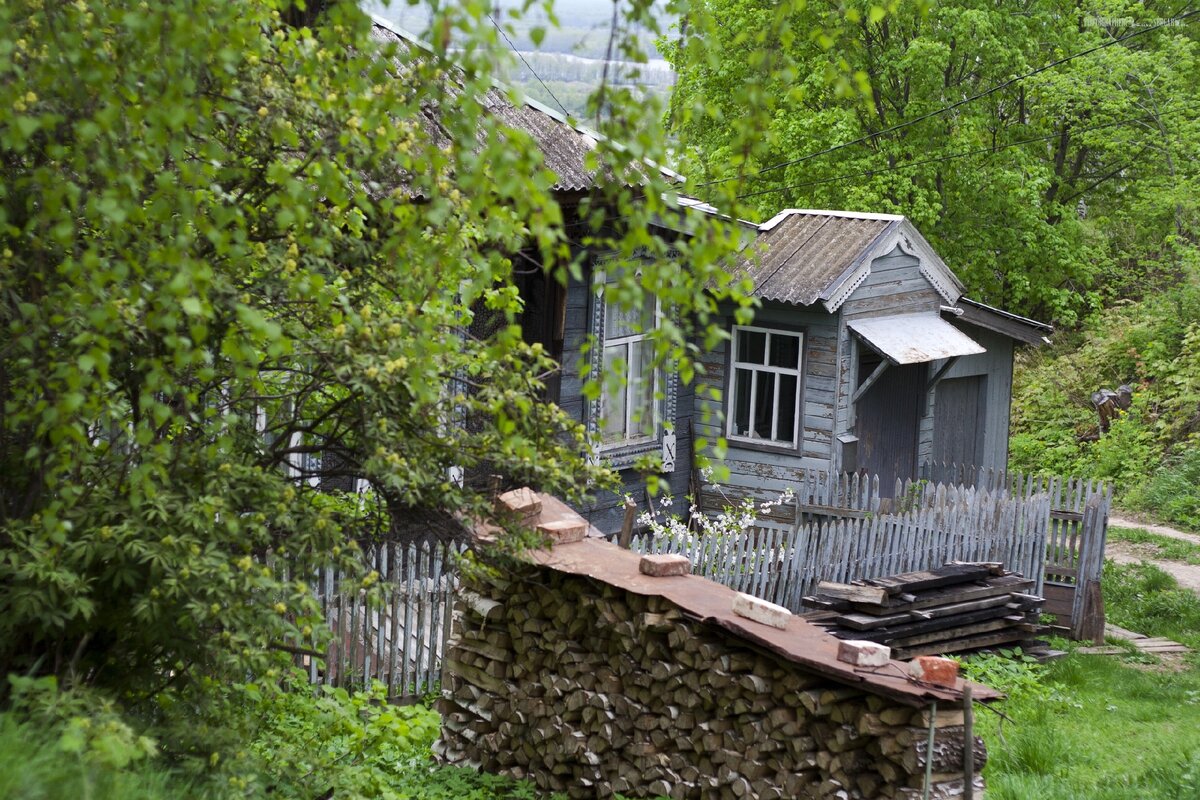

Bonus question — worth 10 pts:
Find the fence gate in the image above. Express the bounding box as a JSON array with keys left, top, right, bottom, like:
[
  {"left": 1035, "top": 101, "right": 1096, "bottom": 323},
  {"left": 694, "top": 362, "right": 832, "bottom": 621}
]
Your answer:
[{"left": 922, "top": 463, "right": 1112, "bottom": 642}]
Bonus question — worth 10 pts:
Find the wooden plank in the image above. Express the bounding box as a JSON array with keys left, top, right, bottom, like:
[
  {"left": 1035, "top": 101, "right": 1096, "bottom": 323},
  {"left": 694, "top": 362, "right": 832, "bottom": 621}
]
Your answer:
[
  {"left": 885, "top": 616, "right": 1027, "bottom": 648},
  {"left": 866, "top": 563, "right": 996, "bottom": 595},
  {"left": 894, "top": 628, "right": 1033, "bottom": 660},
  {"left": 856, "top": 575, "right": 1035, "bottom": 612},
  {"left": 839, "top": 605, "right": 1025, "bottom": 643}
]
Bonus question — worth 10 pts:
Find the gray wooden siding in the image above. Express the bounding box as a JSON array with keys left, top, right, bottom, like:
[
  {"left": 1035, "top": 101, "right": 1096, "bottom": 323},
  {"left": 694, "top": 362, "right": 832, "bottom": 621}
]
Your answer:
[
  {"left": 558, "top": 270, "right": 694, "bottom": 534},
  {"left": 926, "top": 326, "right": 1014, "bottom": 473},
  {"left": 692, "top": 303, "right": 839, "bottom": 505},
  {"left": 835, "top": 247, "right": 948, "bottom": 482}
]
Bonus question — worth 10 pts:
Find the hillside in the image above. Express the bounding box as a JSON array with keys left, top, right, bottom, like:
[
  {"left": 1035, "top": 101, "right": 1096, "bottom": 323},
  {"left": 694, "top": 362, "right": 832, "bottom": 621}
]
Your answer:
[{"left": 1009, "top": 258, "right": 1200, "bottom": 530}]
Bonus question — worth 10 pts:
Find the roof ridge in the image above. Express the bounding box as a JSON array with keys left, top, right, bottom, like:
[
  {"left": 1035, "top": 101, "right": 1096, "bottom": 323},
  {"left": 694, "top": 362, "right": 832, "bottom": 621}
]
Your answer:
[{"left": 759, "top": 208, "right": 905, "bottom": 231}]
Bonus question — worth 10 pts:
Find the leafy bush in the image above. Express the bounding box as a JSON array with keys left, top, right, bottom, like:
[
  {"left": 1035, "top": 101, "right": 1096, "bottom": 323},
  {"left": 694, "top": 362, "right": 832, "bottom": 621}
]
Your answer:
[
  {"left": 957, "top": 648, "right": 1055, "bottom": 705},
  {"left": 237, "top": 677, "right": 439, "bottom": 798},
  {"left": 1126, "top": 443, "right": 1200, "bottom": 532},
  {"left": 1010, "top": 264, "right": 1200, "bottom": 520}
]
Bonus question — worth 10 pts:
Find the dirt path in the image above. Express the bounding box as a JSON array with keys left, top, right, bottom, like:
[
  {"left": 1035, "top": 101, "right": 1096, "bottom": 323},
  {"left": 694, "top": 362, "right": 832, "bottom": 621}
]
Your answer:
[
  {"left": 1109, "top": 513, "right": 1200, "bottom": 546},
  {"left": 1106, "top": 513, "right": 1200, "bottom": 594}
]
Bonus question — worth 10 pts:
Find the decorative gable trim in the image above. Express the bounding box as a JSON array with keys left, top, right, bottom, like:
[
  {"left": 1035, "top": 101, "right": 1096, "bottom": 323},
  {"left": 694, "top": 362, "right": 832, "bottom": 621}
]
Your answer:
[{"left": 822, "top": 219, "right": 964, "bottom": 311}]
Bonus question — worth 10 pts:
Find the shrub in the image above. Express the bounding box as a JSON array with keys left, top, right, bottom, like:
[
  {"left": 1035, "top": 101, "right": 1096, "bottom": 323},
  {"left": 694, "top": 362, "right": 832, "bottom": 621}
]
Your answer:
[{"left": 1126, "top": 442, "right": 1200, "bottom": 532}]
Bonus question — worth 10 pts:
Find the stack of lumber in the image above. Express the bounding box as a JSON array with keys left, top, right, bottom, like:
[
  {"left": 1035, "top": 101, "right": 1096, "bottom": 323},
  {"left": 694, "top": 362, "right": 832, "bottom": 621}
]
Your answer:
[
  {"left": 804, "top": 563, "right": 1043, "bottom": 660},
  {"left": 436, "top": 561, "right": 986, "bottom": 800}
]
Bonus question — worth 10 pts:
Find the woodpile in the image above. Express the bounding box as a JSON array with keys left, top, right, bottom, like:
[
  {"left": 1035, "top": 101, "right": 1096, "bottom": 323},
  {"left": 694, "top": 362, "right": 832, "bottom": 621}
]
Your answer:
[
  {"left": 436, "top": 560, "right": 986, "bottom": 799},
  {"left": 804, "top": 563, "right": 1043, "bottom": 659}
]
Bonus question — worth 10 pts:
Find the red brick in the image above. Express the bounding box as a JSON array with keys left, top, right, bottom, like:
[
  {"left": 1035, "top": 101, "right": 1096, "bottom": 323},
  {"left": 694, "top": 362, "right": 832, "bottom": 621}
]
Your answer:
[
  {"left": 537, "top": 518, "right": 586, "bottom": 544},
  {"left": 907, "top": 656, "right": 959, "bottom": 688},
  {"left": 638, "top": 554, "right": 692, "bottom": 577}
]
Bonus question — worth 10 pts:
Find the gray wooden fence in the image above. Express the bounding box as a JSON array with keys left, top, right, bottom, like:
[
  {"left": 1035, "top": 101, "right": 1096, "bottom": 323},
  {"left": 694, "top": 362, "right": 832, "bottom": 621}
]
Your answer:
[
  {"left": 920, "top": 462, "right": 1112, "bottom": 640},
  {"left": 308, "top": 539, "right": 465, "bottom": 699},
  {"left": 634, "top": 484, "right": 1052, "bottom": 614}
]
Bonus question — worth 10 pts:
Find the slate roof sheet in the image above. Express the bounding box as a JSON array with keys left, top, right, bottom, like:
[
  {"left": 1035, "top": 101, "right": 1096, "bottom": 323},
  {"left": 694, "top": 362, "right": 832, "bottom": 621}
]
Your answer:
[
  {"left": 371, "top": 20, "right": 665, "bottom": 192},
  {"left": 737, "top": 210, "right": 900, "bottom": 306}
]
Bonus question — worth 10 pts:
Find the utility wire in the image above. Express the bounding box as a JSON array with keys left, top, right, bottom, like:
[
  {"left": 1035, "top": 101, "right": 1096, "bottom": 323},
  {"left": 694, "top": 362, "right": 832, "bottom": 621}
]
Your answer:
[
  {"left": 487, "top": 13, "right": 571, "bottom": 118},
  {"left": 697, "top": 6, "right": 1200, "bottom": 192},
  {"left": 733, "top": 101, "right": 1200, "bottom": 200}
]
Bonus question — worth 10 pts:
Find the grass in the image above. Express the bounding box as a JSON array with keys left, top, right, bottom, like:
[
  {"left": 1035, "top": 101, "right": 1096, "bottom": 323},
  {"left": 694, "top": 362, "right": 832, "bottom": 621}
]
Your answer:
[
  {"left": 1109, "top": 525, "right": 1200, "bottom": 565},
  {"left": 977, "top": 559, "right": 1200, "bottom": 799}
]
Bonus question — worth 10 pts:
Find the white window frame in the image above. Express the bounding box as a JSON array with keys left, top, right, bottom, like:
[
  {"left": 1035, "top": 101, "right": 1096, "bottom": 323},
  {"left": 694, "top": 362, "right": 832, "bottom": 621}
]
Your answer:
[
  {"left": 726, "top": 324, "right": 804, "bottom": 449},
  {"left": 597, "top": 272, "right": 661, "bottom": 450}
]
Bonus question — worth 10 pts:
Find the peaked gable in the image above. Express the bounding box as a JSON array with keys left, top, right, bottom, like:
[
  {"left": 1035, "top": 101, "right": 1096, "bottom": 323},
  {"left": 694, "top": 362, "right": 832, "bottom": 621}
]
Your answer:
[{"left": 736, "top": 209, "right": 965, "bottom": 311}]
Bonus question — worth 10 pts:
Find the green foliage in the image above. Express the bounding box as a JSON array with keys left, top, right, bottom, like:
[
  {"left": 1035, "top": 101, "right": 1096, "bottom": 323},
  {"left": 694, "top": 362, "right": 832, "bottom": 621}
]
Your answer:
[
  {"left": 0, "top": 0, "right": 764, "bottom": 757},
  {"left": 1009, "top": 265, "right": 1200, "bottom": 517},
  {"left": 233, "top": 678, "right": 439, "bottom": 798},
  {"left": 8, "top": 675, "right": 158, "bottom": 771},
  {"left": 1102, "top": 560, "right": 1200, "bottom": 650},
  {"left": 666, "top": 0, "right": 1200, "bottom": 322},
  {"left": 1127, "top": 445, "right": 1200, "bottom": 532},
  {"left": 956, "top": 648, "right": 1054, "bottom": 705}
]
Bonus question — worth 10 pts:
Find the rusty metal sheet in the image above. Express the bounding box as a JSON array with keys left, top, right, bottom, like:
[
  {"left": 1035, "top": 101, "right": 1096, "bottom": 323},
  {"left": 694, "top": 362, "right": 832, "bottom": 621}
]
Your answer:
[
  {"left": 511, "top": 531, "right": 1000, "bottom": 707},
  {"left": 849, "top": 313, "right": 986, "bottom": 365}
]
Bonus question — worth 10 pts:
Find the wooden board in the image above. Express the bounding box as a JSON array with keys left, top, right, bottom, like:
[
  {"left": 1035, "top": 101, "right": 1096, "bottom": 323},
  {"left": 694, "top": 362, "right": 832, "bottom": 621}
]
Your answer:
[
  {"left": 894, "top": 628, "right": 1034, "bottom": 660},
  {"left": 884, "top": 616, "right": 1028, "bottom": 649},
  {"left": 824, "top": 605, "right": 1025, "bottom": 644},
  {"left": 865, "top": 563, "right": 996, "bottom": 595},
  {"left": 854, "top": 575, "right": 1034, "bottom": 613}
]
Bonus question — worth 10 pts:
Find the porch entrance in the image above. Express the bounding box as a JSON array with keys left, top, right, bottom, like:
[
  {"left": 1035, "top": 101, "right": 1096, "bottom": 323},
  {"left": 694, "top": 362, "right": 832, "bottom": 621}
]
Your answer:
[{"left": 855, "top": 352, "right": 923, "bottom": 492}]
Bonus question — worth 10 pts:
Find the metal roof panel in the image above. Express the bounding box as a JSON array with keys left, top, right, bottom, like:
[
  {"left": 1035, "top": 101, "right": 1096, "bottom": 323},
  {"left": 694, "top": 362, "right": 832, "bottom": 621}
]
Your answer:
[
  {"left": 737, "top": 212, "right": 895, "bottom": 305},
  {"left": 849, "top": 313, "right": 987, "bottom": 364}
]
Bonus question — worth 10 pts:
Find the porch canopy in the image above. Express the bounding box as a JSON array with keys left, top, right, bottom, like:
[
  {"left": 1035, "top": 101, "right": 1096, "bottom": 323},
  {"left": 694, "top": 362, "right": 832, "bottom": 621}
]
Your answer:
[{"left": 848, "top": 313, "right": 985, "bottom": 365}]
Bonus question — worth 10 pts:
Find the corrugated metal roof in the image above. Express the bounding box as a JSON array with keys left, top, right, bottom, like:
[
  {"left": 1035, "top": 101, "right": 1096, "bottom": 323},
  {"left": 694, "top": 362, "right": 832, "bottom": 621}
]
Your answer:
[
  {"left": 849, "top": 313, "right": 986, "bottom": 364},
  {"left": 737, "top": 210, "right": 899, "bottom": 306},
  {"left": 370, "top": 20, "right": 662, "bottom": 192}
]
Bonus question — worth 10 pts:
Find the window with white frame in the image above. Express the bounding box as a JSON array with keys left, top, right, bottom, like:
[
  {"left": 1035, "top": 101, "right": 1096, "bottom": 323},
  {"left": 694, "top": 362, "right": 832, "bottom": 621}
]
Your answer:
[
  {"left": 599, "top": 277, "right": 659, "bottom": 447},
  {"left": 727, "top": 325, "right": 803, "bottom": 447}
]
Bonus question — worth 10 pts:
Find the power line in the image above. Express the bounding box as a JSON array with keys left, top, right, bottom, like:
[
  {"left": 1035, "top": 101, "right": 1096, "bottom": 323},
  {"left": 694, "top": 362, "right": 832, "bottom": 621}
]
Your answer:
[
  {"left": 697, "top": 6, "right": 1200, "bottom": 192},
  {"left": 733, "top": 101, "right": 1200, "bottom": 201},
  {"left": 487, "top": 13, "right": 571, "bottom": 119}
]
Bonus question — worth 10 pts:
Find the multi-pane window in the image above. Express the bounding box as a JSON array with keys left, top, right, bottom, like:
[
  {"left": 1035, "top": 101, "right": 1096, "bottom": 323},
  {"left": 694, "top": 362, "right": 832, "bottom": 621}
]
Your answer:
[
  {"left": 600, "top": 282, "right": 659, "bottom": 446},
  {"left": 727, "top": 326, "right": 803, "bottom": 447}
]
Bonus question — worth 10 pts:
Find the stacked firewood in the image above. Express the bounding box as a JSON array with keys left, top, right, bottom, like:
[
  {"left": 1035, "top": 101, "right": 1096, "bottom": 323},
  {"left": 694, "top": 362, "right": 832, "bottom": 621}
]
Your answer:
[
  {"left": 804, "top": 563, "right": 1043, "bottom": 659},
  {"left": 436, "top": 562, "right": 986, "bottom": 800}
]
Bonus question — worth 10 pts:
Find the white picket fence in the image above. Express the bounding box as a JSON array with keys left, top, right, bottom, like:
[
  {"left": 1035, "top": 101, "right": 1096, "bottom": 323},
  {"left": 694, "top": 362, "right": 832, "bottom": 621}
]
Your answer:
[{"left": 634, "top": 484, "right": 1052, "bottom": 613}]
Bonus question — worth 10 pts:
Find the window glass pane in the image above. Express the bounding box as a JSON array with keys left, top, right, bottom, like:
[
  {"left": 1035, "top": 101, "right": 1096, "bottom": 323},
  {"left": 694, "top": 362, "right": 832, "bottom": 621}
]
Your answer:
[
  {"left": 736, "top": 329, "right": 766, "bottom": 364},
  {"left": 769, "top": 333, "right": 801, "bottom": 369},
  {"left": 777, "top": 374, "right": 798, "bottom": 444},
  {"left": 753, "top": 372, "right": 775, "bottom": 439},
  {"left": 733, "top": 367, "right": 752, "bottom": 437},
  {"left": 629, "top": 339, "right": 656, "bottom": 439},
  {"left": 601, "top": 344, "right": 627, "bottom": 441},
  {"left": 605, "top": 287, "right": 656, "bottom": 339}
]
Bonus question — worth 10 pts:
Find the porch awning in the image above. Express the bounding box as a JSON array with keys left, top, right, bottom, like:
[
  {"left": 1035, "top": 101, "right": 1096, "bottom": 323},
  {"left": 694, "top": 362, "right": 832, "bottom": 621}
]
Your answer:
[{"left": 848, "top": 313, "right": 986, "bottom": 364}]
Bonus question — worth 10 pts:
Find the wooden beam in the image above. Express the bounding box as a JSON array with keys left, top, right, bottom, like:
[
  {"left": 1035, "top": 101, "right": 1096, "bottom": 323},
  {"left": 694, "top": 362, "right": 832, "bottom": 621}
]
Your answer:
[
  {"left": 852, "top": 358, "right": 890, "bottom": 404},
  {"left": 925, "top": 357, "right": 959, "bottom": 392}
]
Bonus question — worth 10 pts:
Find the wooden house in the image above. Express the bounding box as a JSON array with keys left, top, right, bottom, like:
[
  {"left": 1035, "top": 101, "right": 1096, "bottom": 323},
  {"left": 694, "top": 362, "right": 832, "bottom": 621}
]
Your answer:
[
  {"left": 691, "top": 209, "right": 1052, "bottom": 513},
  {"left": 541, "top": 206, "right": 1051, "bottom": 533},
  {"left": 370, "top": 19, "right": 1052, "bottom": 535}
]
